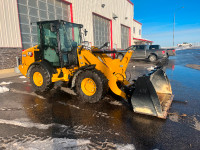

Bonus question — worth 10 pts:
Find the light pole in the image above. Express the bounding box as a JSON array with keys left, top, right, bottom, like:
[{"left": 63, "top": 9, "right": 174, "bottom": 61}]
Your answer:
[{"left": 173, "top": 7, "right": 184, "bottom": 47}]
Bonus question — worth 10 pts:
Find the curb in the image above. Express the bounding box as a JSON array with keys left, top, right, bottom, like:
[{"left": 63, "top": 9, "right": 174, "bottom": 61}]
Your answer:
[{"left": 0, "top": 68, "right": 20, "bottom": 79}]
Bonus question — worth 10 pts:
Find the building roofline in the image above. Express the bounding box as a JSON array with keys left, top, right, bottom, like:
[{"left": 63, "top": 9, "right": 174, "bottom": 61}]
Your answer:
[
  {"left": 133, "top": 38, "right": 153, "bottom": 43},
  {"left": 133, "top": 19, "right": 142, "bottom": 25},
  {"left": 127, "top": 0, "right": 134, "bottom": 5}
]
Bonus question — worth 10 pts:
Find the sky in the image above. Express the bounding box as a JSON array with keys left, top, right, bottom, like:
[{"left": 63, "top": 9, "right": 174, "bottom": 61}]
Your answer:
[{"left": 131, "top": 0, "right": 200, "bottom": 47}]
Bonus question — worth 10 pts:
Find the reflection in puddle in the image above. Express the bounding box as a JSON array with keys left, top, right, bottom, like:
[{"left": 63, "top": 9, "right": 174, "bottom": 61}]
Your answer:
[{"left": 20, "top": 88, "right": 166, "bottom": 149}]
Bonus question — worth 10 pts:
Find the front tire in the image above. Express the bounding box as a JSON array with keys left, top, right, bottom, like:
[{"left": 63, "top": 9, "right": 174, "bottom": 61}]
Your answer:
[
  {"left": 75, "top": 69, "right": 108, "bottom": 103},
  {"left": 30, "top": 65, "right": 53, "bottom": 92}
]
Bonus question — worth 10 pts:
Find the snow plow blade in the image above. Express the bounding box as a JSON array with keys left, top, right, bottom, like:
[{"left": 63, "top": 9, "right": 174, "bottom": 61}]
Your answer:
[{"left": 131, "top": 68, "right": 173, "bottom": 119}]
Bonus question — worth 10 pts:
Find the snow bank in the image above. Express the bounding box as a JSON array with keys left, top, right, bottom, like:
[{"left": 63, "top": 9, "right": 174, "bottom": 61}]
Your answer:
[
  {"left": 0, "top": 118, "right": 52, "bottom": 130},
  {"left": 3, "top": 137, "right": 135, "bottom": 150},
  {"left": 0, "top": 81, "right": 12, "bottom": 85},
  {"left": 147, "top": 66, "right": 155, "bottom": 71},
  {"left": 19, "top": 76, "right": 26, "bottom": 79},
  {"left": 0, "top": 86, "right": 9, "bottom": 93}
]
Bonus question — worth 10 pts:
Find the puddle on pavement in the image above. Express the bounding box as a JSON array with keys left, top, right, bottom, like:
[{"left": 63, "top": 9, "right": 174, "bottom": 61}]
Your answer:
[
  {"left": 20, "top": 87, "right": 167, "bottom": 147},
  {"left": 1, "top": 49, "right": 200, "bottom": 149}
]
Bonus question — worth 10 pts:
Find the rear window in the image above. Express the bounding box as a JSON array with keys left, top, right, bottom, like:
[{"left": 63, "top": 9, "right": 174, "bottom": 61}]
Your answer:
[
  {"left": 149, "top": 45, "right": 160, "bottom": 49},
  {"left": 136, "top": 45, "right": 145, "bottom": 49}
]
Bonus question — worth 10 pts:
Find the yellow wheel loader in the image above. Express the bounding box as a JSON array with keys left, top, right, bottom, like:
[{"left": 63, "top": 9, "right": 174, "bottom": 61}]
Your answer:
[{"left": 18, "top": 20, "right": 173, "bottom": 119}]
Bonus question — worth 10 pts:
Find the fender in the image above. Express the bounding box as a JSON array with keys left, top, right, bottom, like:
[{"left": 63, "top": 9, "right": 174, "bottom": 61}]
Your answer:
[
  {"left": 27, "top": 60, "right": 57, "bottom": 78},
  {"left": 148, "top": 53, "right": 157, "bottom": 58}
]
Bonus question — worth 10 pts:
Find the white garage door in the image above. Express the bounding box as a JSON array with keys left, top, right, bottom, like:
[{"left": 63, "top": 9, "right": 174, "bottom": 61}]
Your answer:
[
  {"left": 17, "top": 0, "right": 71, "bottom": 49},
  {"left": 93, "top": 14, "right": 110, "bottom": 49}
]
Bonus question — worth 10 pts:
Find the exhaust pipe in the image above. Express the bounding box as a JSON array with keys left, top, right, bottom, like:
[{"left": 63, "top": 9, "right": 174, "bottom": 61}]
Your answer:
[{"left": 14, "top": 56, "right": 21, "bottom": 73}]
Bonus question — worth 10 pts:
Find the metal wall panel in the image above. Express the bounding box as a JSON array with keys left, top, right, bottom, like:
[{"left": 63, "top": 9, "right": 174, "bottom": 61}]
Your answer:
[
  {"left": 133, "top": 20, "right": 142, "bottom": 39},
  {"left": 70, "top": 0, "right": 134, "bottom": 48},
  {"left": 121, "top": 25, "right": 129, "bottom": 49},
  {"left": 17, "top": 0, "right": 71, "bottom": 49},
  {"left": 0, "top": 0, "right": 22, "bottom": 47},
  {"left": 93, "top": 14, "right": 110, "bottom": 48}
]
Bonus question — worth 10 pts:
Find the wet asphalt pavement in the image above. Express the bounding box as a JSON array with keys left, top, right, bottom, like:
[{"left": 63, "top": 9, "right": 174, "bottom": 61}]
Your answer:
[{"left": 0, "top": 49, "right": 200, "bottom": 150}]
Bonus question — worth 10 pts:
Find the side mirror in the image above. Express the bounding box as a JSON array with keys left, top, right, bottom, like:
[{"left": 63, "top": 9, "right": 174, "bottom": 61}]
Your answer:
[
  {"left": 104, "top": 42, "right": 110, "bottom": 47},
  {"left": 84, "top": 29, "right": 88, "bottom": 36},
  {"left": 99, "top": 42, "right": 110, "bottom": 49}
]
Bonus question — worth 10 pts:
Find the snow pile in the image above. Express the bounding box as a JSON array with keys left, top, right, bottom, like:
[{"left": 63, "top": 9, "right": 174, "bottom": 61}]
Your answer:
[
  {"left": 0, "top": 86, "right": 9, "bottom": 93},
  {"left": 3, "top": 138, "right": 91, "bottom": 150},
  {"left": 19, "top": 76, "right": 26, "bottom": 79},
  {"left": 109, "top": 100, "right": 122, "bottom": 106},
  {"left": 116, "top": 144, "right": 135, "bottom": 150},
  {"left": 193, "top": 117, "right": 200, "bottom": 131},
  {"left": 0, "top": 81, "right": 12, "bottom": 85},
  {"left": 0, "top": 118, "right": 52, "bottom": 130},
  {"left": 147, "top": 66, "right": 155, "bottom": 71},
  {"left": 3, "top": 137, "right": 135, "bottom": 150}
]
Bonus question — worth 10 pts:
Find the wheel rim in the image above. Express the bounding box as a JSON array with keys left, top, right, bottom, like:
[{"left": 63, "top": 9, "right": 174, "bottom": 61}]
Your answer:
[
  {"left": 33, "top": 72, "right": 43, "bottom": 87},
  {"left": 81, "top": 78, "right": 96, "bottom": 96},
  {"left": 150, "top": 56, "right": 155, "bottom": 61}
]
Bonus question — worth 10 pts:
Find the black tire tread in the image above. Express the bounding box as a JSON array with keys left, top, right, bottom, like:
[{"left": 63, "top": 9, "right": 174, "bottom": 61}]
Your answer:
[
  {"left": 75, "top": 69, "right": 108, "bottom": 103},
  {"left": 30, "top": 65, "right": 53, "bottom": 92}
]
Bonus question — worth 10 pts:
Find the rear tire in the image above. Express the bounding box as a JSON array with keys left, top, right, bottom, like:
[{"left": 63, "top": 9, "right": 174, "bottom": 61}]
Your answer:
[
  {"left": 75, "top": 69, "right": 108, "bottom": 103},
  {"left": 30, "top": 65, "right": 53, "bottom": 92},
  {"left": 148, "top": 54, "right": 157, "bottom": 62}
]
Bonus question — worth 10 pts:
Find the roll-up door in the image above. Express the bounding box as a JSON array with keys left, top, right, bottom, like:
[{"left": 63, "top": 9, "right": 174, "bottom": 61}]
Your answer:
[
  {"left": 121, "top": 25, "right": 129, "bottom": 49},
  {"left": 93, "top": 14, "right": 110, "bottom": 49},
  {"left": 17, "top": 0, "right": 71, "bottom": 49}
]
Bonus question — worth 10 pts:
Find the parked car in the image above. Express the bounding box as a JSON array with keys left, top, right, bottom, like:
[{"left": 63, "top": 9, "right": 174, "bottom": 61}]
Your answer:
[
  {"left": 177, "top": 42, "right": 192, "bottom": 47},
  {"left": 149, "top": 45, "right": 176, "bottom": 57},
  {"left": 117, "top": 45, "right": 168, "bottom": 62}
]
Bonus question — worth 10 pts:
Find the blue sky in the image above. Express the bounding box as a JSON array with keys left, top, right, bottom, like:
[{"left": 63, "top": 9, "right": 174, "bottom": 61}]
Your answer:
[{"left": 131, "top": 0, "right": 200, "bottom": 47}]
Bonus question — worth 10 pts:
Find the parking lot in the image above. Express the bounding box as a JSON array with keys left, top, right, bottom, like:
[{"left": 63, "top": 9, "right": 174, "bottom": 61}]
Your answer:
[{"left": 0, "top": 49, "right": 200, "bottom": 150}]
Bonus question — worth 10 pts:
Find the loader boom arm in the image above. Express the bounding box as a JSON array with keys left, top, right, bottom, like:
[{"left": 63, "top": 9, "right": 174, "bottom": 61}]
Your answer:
[{"left": 77, "top": 47, "right": 133, "bottom": 99}]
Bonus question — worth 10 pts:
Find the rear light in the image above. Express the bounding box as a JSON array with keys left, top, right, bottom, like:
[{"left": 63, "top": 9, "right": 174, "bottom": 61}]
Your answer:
[
  {"left": 172, "top": 64, "right": 175, "bottom": 70},
  {"left": 162, "top": 51, "right": 165, "bottom": 54},
  {"left": 172, "top": 49, "right": 175, "bottom": 52},
  {"left": 22, "top": 49, "right": 25, "bottom": 52}
]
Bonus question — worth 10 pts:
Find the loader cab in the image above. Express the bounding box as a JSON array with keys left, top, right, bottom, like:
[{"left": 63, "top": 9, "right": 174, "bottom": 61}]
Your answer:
[{"left": 37, "top": 20, "right": 83, "bottom": 67}]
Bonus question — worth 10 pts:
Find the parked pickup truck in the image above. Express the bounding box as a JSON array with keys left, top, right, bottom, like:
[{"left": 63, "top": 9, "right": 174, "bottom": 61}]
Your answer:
[
  {"left": 117, "top": 45, "right": 169, "bottom": 62},
  {"left": 149, "top": 45, "right": 176, "bottom": 57}
]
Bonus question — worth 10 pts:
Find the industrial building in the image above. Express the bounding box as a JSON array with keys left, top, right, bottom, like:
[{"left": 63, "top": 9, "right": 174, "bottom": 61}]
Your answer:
[{"left": 0, "top": 0, "right": 149, "bottom": 69}]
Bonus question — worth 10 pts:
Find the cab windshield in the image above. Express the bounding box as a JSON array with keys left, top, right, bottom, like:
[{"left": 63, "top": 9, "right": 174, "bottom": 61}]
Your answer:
[{"left": 59, "top": 22, "right": 82, "bottom": 51}]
